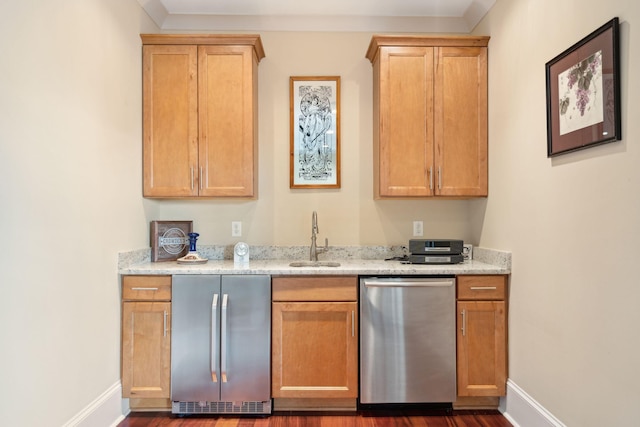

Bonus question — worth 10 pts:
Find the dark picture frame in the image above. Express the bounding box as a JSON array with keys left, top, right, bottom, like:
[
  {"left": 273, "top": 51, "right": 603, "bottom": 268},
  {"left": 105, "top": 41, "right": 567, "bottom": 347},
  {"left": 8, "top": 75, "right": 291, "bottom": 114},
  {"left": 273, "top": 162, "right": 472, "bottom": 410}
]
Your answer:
[
  {"left": 150, "top": 220, "right": 193, "bottom": 262},
  {"left": 290, "top": 76, "right": 341, "bottom": 189},
  {"left": 545, "top": 17, "right": 621, "bottom": 157}
]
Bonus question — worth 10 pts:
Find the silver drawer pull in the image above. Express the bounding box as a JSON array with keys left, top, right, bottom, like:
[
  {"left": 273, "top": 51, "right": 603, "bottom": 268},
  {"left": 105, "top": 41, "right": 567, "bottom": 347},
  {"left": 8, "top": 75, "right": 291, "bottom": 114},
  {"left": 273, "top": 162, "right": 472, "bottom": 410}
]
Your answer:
[
  {"left": 470, "top": 286, "right": 497, "bottom": 290},
  {"left": 131, "top": 287, "right": 158, "bottom": 291}
]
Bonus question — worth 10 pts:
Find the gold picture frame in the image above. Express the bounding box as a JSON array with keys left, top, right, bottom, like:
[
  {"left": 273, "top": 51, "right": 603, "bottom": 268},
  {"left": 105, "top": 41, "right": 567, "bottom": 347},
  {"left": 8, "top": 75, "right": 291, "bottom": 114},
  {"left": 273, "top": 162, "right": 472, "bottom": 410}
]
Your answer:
[{"left": 290, "top": 76, "right": 341, "bottom": 188}]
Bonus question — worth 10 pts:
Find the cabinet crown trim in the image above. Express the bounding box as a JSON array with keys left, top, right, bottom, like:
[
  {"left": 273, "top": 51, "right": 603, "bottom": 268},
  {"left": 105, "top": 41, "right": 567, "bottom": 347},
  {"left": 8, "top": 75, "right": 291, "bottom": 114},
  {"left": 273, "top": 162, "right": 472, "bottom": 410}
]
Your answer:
[
  {"left": 366, "top": 35, "right": 489, "bottom": 63},
  {"left": 140, "top": 34, "right": 265, "bottom": 62}
]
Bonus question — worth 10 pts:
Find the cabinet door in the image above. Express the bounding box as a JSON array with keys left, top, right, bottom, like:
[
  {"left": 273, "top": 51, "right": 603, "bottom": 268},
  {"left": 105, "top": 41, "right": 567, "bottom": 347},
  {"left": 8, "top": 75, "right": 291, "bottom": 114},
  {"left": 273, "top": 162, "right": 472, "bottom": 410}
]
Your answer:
[
  {"left": 434, "top": 46, "right": 488, "bottom": 197},
  {"left": 198, "top": 45, "right": 257, "bottom": 197},
  {"left": 142, "top": 45, "right": 198, "bottom": 197},
  {"left": 376, "top": 46, "right": 435, "bottom": 197},
  {"left": 122, "top": 302, "right": 171, "bottom": 398},
  {"left": 272, "top": 302, "right": 358, "bottom": 398},
  {"left": 457, "top": 301, "right": 506, "bottom": 396}
]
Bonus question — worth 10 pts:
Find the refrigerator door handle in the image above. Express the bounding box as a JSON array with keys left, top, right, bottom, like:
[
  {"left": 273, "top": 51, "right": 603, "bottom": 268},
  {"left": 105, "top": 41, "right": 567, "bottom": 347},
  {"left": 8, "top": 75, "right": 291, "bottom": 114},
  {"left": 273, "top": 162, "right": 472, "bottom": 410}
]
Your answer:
[
  {"left": 221, "top": 293, "right": 229, "bottom": 383},
  {"left": 211, "top": 293, "right": 219, "bottom": 383}
]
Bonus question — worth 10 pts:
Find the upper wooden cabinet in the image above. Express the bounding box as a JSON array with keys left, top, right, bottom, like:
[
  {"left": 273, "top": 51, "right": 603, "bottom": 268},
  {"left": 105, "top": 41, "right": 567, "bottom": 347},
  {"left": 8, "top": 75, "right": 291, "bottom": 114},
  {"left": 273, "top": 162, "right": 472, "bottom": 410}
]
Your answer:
[
  {"left": 141, "top": 34, "right": 264, "bottom": 198},
  {"left": 366, "top": 35, "right": 489, "bottom": 198}
]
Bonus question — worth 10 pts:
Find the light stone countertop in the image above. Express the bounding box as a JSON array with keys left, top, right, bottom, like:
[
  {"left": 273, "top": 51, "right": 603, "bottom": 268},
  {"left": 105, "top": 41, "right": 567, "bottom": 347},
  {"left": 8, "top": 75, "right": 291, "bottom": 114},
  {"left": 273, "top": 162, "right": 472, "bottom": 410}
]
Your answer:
[
  {"left": 119, "top": 258, "right": 508, "bottom": 276},
  {"left": 118, "top": 246, "right": 511, "bottom": 276}
]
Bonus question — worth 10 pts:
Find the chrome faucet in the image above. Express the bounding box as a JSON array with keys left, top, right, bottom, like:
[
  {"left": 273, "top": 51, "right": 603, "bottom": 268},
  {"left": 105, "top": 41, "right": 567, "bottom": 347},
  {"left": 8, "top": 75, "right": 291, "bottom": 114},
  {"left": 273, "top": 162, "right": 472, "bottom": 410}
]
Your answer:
[{"left": 310, "top": 211, "right": 329, "bottom": 261}]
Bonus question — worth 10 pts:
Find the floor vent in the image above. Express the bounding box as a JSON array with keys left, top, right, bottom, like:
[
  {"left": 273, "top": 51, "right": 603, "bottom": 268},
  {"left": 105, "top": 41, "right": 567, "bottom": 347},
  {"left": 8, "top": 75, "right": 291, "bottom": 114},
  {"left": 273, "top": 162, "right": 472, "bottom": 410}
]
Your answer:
[{"left": 172, "top": 400, "right": 271, "bottom": 415}]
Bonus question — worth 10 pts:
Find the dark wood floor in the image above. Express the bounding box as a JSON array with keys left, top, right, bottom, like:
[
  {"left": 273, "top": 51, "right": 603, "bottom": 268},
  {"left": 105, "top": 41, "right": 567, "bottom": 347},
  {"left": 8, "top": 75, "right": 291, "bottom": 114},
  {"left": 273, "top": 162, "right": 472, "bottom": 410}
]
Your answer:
[{"left": 118, "top": 410, "right": 513, "bottom": 427}]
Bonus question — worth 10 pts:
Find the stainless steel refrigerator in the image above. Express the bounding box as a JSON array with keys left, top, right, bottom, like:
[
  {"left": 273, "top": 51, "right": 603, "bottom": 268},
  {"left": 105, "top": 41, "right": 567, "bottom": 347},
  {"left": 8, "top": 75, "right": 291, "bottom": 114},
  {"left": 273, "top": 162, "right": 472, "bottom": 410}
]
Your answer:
[{"left": 171, "top": 274, "right": 271, "bottom": 415}]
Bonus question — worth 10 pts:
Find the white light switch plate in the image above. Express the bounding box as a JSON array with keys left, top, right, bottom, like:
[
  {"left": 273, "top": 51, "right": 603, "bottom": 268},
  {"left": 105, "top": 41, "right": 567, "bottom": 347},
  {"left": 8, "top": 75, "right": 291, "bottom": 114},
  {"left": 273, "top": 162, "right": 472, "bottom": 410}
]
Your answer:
[
  {"left": 413, "top": 221, "right": 423, "bottom": 237},
  {"left": 231, "top": 221, "right": 242, "bottom": 237}
]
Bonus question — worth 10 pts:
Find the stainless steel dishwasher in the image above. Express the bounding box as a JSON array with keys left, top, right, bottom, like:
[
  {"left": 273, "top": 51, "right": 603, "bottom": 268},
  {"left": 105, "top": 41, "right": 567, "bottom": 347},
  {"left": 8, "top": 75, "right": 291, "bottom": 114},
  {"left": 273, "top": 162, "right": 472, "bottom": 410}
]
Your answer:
[
  {"left": 360, "top": 276, "right": 456, "bottom": 406},
  {"left": 171, "top": 274, "right": 271, "bottom": 415}
]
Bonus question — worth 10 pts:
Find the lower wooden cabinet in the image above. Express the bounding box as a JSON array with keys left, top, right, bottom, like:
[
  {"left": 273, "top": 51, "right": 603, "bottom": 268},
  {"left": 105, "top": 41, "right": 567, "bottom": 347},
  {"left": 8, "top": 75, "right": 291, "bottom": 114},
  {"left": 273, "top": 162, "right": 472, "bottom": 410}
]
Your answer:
[
  {"left": 271, "top": 276, "right": 358, "bottom": 410},
  {"left": 456, "top": 275, "right": 507, "bottom": 397},
  {"left": 121, "top": 275, "right": 171, "bottom": 405}
]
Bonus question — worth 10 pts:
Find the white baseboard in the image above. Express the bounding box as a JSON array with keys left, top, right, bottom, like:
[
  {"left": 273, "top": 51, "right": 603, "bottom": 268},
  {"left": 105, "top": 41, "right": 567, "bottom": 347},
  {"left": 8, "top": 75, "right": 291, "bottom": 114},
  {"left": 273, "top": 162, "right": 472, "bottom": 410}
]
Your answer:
[
  {"left": 501, "top": 379, "right": 566, "bottom": 427},
  {"left": 62, "top": 381, "right": 129, "bottom": 427},
  {"left": 63, "top": 378, "right": 565, "bottom": 427}
]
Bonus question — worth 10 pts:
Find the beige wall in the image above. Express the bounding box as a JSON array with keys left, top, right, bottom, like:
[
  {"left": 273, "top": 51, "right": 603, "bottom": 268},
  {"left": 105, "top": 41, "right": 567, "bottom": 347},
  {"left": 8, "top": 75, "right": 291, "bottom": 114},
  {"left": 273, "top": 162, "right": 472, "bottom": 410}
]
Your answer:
[
  {"left": 0, "top": 1, "right": 158, "bottom": 426},
  {"left": 145, "top": 31, "right": 476, "bottom": 247},
  {"left": 475, "top": 0, "right": 640, "bottom": 425},
  {"left": 4, "top": 0, "right": 638, "bottom": 425}
]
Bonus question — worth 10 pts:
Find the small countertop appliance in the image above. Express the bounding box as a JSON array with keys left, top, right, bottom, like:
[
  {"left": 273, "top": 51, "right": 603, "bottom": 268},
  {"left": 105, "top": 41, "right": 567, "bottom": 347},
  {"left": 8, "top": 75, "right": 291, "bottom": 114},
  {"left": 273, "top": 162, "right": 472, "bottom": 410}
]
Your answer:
[{"left": 408, "top": 239, "right": 464, "bottom": 264}]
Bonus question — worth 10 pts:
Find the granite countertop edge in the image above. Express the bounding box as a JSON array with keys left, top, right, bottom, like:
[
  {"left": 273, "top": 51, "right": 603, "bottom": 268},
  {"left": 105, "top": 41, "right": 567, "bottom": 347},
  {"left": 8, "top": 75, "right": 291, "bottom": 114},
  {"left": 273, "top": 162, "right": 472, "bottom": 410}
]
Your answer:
[{"left": 118, "top": 246, "right": 511, "bottom": 276}]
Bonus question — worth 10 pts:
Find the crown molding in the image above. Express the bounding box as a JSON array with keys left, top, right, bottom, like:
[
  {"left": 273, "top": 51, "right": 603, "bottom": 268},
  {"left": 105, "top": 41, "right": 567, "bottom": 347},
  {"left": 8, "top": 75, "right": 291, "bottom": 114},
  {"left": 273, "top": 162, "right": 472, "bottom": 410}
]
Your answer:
[{"left": 137, "top": 0, "right": 495, "bottom": 33}]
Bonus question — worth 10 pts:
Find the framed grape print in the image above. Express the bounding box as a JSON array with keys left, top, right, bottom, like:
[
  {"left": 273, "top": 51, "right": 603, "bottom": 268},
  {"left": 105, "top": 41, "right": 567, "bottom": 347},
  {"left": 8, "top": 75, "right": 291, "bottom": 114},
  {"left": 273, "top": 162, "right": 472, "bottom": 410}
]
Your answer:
[
  {"left": 290, "top": 76, "right": 341, "bottom": 188},
  {"left": 545, "top": 17, "right": 621, "bottom": 157}
]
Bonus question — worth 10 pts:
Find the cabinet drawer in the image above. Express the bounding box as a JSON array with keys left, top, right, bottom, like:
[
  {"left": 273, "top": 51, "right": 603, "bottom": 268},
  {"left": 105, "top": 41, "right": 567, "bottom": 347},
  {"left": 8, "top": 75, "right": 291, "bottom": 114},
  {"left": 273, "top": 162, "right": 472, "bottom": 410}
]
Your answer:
[
  {"left": 272, "top": 276, "right": 357, "bottom": 301},
  {"left": 457, "top": 275, "right": 506, "bottom": 301},
  {"left": 122, "top": 275, "right": 171, "bottom": 301}
]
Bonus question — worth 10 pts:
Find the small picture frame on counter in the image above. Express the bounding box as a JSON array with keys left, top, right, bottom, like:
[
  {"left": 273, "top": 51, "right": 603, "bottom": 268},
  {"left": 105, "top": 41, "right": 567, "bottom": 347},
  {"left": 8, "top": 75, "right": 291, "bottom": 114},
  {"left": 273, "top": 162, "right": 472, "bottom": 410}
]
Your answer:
[{"left": 150, "top": 220, "right": 193, "bottom": 262}]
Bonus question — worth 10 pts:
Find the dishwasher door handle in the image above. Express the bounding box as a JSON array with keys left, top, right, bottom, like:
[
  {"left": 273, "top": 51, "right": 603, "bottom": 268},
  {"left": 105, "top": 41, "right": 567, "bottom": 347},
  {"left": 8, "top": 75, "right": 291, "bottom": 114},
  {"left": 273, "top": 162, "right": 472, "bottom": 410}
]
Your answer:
[{"left": 363, "top": 279, "right": 454, "bottom": 288}]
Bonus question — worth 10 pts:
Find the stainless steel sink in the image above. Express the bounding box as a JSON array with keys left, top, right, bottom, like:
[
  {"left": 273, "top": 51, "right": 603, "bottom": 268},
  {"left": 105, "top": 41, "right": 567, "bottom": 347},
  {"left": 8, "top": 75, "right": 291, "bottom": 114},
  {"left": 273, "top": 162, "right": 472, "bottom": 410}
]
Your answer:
[{"left": 288, "top": 261, "right": 341, "bottom": 267}]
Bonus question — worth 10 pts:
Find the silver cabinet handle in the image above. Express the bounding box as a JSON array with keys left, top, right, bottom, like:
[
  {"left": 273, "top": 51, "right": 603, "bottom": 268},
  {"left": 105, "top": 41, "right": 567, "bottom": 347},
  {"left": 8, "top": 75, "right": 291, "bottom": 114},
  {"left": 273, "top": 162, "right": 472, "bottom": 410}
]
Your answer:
[
  {"left": 461, "top": 309, "right": 466, "bottom": 337},
  {"left": 131, "top": 287, "right": 158, "bottom": 291},
  {"left": 221, "top": 294, "right": 229, "bottom": 383},
  {"left": 211, "top": 293, "right": 219, "bottom": 383},
  {"left": 438, "top": 166, "right": 442, "bottom": 190},
  {"left": 428, "top": 167, "right": 433, "bottom": 190},
  {"left": 470, "top": 286, "right": 497, "bottom": 290},
  {"left": 200, "top": 167, "right": 204, "bottom": 191},
  {"left": 163, "top": 310, "right": 168, "bottom": 337},
  {"left": 190, "top": 166, "right": 194, "bottom": 190},
  {"left": 351, "top": 310, "right": 355, "bottom": 337}
]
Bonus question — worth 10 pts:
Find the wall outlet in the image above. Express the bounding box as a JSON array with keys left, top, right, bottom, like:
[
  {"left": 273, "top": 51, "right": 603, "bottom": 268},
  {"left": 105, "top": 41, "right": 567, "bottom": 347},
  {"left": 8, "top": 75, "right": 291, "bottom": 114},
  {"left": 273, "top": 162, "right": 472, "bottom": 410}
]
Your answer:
[
  {"left": 462, "top": 244, "right": 473, "bottom": 261},
  {"left": 413, "top": 221, "right": 424, "bottom": 237},
  {"left": 231, "top": 221, "right": 242, "bottom": 237}
]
